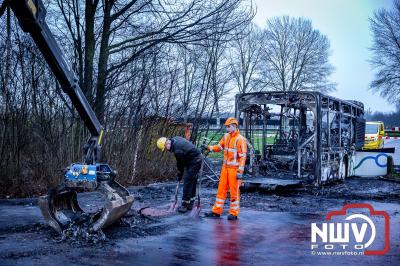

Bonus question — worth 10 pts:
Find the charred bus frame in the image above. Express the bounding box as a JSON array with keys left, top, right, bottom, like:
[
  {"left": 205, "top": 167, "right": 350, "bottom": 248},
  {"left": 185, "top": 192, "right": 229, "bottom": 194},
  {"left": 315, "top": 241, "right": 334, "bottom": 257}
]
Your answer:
[{"left": 235, "top": 91, "right": 365, "bottom": 185}]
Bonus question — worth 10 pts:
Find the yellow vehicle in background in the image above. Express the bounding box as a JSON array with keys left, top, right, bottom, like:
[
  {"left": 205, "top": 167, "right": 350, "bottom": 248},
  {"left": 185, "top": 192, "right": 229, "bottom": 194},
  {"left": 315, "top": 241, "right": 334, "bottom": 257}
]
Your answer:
[{"left": 364, "top": 121, "right": 385, "bottom": 149}]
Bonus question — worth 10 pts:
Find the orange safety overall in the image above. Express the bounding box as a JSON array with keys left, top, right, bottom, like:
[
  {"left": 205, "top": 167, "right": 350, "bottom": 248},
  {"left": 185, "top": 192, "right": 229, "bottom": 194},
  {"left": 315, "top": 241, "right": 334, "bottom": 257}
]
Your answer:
[{"left": 208, "top": 130, "right": 247, "bottom": 216}]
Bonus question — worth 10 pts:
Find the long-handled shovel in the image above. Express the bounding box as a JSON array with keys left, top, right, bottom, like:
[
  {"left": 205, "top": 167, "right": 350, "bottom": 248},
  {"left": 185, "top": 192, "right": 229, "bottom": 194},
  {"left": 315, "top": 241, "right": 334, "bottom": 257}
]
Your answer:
[
  {"left": 190, "top": 152, "right": 206, "bottom": 217},
  {"left": 168, "top": 179, "right": 180, "bottom": 212}
]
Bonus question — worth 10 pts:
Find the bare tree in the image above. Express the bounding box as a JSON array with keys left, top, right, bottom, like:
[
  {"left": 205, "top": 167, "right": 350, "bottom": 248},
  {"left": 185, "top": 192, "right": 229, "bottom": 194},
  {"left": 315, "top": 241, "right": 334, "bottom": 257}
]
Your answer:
[
  {"left": 229, "top": 23, "right": 263, "bottom": 93},
  {"left": 0, "top": 0, "right": 255, "bottom": 196},
  {"left": 259, "top": 16, "right": 335, "bottom": 92},
  {"left": 47, "top": 0, "right": 254, "bottom": 122},
  {"left": 97, "top": 0, "right": 253, "bottom": 122},
  {"left": 370, "top": 0, "right": 400, "bottom": 104},
  {"left": 177, "top": 46, "right": 199, "bottom": 123}
]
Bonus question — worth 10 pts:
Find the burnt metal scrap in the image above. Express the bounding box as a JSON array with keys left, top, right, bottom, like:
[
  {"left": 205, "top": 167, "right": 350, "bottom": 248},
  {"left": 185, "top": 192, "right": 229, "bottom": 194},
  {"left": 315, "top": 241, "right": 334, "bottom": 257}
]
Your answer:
[
  {"left": 38, "top": 165, "right": 133, "bottom": 237},
  {"left": 235, "top": 91, "right": 365, "bottom": 186}
]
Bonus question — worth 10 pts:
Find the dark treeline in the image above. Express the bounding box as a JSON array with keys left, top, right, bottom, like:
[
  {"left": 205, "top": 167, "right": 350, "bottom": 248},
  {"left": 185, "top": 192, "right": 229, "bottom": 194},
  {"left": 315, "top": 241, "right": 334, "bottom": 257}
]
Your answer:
[
  {"left": 0, "top": 0, "right": 336, "bottom": 197},
  {"left": 366, "top": 109, "right": 400, "bottom": 128}
]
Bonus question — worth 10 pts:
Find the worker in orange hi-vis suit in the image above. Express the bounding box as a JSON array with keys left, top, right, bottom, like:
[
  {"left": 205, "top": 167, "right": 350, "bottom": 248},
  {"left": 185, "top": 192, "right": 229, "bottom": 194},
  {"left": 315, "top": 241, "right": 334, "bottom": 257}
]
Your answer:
[{"left": 201, "top": 117, "right": 247, "bottom": 220}]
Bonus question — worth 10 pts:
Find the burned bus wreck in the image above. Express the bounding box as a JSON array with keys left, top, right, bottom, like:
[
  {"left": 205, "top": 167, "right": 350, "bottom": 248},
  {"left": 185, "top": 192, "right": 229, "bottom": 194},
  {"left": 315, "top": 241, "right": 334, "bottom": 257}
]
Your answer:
[{"left": 236, "top": 91, "right": 365, "bottom": 188}]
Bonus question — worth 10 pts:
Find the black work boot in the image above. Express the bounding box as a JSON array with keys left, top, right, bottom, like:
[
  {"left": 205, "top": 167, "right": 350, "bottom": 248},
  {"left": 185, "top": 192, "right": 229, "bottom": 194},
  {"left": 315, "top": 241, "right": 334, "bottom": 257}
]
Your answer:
[
  {"left": 177, "top": 205, "right": 190, "bottom": 213},
  {"left": 189, "top": 199, "right": 195, "bottom": 210},
  {"left": 204, "top": 212, "right": 220, "bottom": 218},
  {"left": 227, "top": 214, "right": 238, "bottom": 221},
  {"left": 178, "top": 201, "right": 193, "bottom": 213}
]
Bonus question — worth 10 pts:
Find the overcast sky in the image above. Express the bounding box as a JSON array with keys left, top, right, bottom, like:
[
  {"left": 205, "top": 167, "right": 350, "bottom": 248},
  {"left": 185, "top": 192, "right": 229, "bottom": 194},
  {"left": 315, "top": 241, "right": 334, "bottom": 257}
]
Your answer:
[{"left": 252, "top": 0, "right": 395, "bottom": 113}]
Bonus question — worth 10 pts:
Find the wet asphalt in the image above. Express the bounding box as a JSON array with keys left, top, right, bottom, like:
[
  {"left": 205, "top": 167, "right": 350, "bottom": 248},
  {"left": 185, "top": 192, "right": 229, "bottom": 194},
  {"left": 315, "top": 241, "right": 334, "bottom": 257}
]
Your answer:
[{"left": 0, "top": 176, "right": 399, "bottom": 265}]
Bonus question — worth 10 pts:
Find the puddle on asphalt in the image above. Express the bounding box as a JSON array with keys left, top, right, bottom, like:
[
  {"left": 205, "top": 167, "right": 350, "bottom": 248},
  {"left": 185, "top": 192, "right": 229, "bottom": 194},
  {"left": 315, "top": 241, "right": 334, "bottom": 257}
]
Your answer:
[
  {"left": 106, "top": 205, "right": 399, "bottom": 265},
  {"left": 109, "top": 210, "right": 320, "bottom": 265}
]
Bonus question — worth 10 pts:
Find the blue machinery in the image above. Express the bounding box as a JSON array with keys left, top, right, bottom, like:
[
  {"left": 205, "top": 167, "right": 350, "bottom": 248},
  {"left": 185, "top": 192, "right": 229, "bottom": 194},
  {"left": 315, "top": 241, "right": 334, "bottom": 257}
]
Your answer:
[{"left": 3, "top": 0, "right": 133, "bottom": 234}]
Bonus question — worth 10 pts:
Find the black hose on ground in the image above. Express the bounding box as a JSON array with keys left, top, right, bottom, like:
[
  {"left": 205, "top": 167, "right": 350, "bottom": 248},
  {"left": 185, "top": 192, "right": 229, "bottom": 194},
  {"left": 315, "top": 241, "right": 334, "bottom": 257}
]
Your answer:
[{"left": 0, "top": 1, "right": 9, "bottom": 18}]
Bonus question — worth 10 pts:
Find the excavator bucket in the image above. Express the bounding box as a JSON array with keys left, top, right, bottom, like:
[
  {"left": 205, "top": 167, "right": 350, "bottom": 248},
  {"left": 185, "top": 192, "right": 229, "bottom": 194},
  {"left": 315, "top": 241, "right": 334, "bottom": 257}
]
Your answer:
[
  {"left": 38, "top": 180, "right": 134, "bottom": 234},
  {"left": 90, "top": 193, "right": 134, "bottom": 232},
  {"left": 38, "top": 188, "right": 82, "bottom": 233}
]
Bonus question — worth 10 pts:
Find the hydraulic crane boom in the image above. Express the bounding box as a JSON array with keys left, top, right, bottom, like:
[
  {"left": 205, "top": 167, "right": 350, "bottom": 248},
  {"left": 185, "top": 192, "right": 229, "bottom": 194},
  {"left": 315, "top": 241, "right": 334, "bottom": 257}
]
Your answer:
[
  {"left": 2, "top": 0, "right": 134, "bottom": 236},
  {"left": 9, "top": 0, "right": 102, "bottom": 137}
]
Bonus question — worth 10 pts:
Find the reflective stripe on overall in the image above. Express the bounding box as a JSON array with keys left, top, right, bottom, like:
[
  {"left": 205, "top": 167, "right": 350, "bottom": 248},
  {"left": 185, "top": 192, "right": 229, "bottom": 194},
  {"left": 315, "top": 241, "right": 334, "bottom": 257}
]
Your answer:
[{"left": 209, "top": 130, "right": 247, "bottom": 216}]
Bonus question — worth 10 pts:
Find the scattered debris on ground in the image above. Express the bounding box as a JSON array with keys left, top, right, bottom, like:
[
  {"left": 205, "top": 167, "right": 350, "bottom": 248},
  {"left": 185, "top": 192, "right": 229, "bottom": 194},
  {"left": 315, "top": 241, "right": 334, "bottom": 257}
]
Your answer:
[{"left": 0, "top": 176, "right": 399, "bottom": 265}]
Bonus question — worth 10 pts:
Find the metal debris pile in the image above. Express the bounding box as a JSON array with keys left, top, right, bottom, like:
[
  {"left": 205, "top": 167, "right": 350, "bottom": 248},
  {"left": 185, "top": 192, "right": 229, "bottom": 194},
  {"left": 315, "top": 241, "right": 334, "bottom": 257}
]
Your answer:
[{"left": 59, "top": 213, "right": 105, "bottom": 244}]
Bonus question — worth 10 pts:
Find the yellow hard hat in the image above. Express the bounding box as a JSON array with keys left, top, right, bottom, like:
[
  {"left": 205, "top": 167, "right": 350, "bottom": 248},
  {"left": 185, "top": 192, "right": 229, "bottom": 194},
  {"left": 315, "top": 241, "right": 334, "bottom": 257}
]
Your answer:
[
  {"left": 224, "top": 117, "right": 239, "bottom": 126},
  {"left": 157, "top": 137, "right": 167, "bottom": 151}
]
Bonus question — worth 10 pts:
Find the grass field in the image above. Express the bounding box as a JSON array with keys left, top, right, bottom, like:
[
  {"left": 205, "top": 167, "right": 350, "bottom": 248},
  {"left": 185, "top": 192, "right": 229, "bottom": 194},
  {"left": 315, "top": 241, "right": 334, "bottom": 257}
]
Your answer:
[{"left": 197, "top": 130, "right": 276, "bottom": 158}]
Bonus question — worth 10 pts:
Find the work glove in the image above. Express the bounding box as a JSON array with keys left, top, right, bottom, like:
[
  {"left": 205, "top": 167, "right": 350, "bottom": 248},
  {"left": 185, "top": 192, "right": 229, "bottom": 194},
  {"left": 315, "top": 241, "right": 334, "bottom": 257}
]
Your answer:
[{"left": 200, "top": 144, "right": 208, "bottom": 151}]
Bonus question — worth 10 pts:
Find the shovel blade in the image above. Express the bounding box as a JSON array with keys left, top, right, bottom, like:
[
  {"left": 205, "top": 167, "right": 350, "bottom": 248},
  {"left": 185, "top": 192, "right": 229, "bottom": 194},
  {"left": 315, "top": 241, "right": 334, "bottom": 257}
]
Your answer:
[
  {"left": 167, "top": 201, "right": 179, "bottom": 212},
  {"left": 190, "top": 207, "right": 201, "bottom": 217},
  {"left": 189, "top": 203, "right": 201, "bottom": 217}
]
